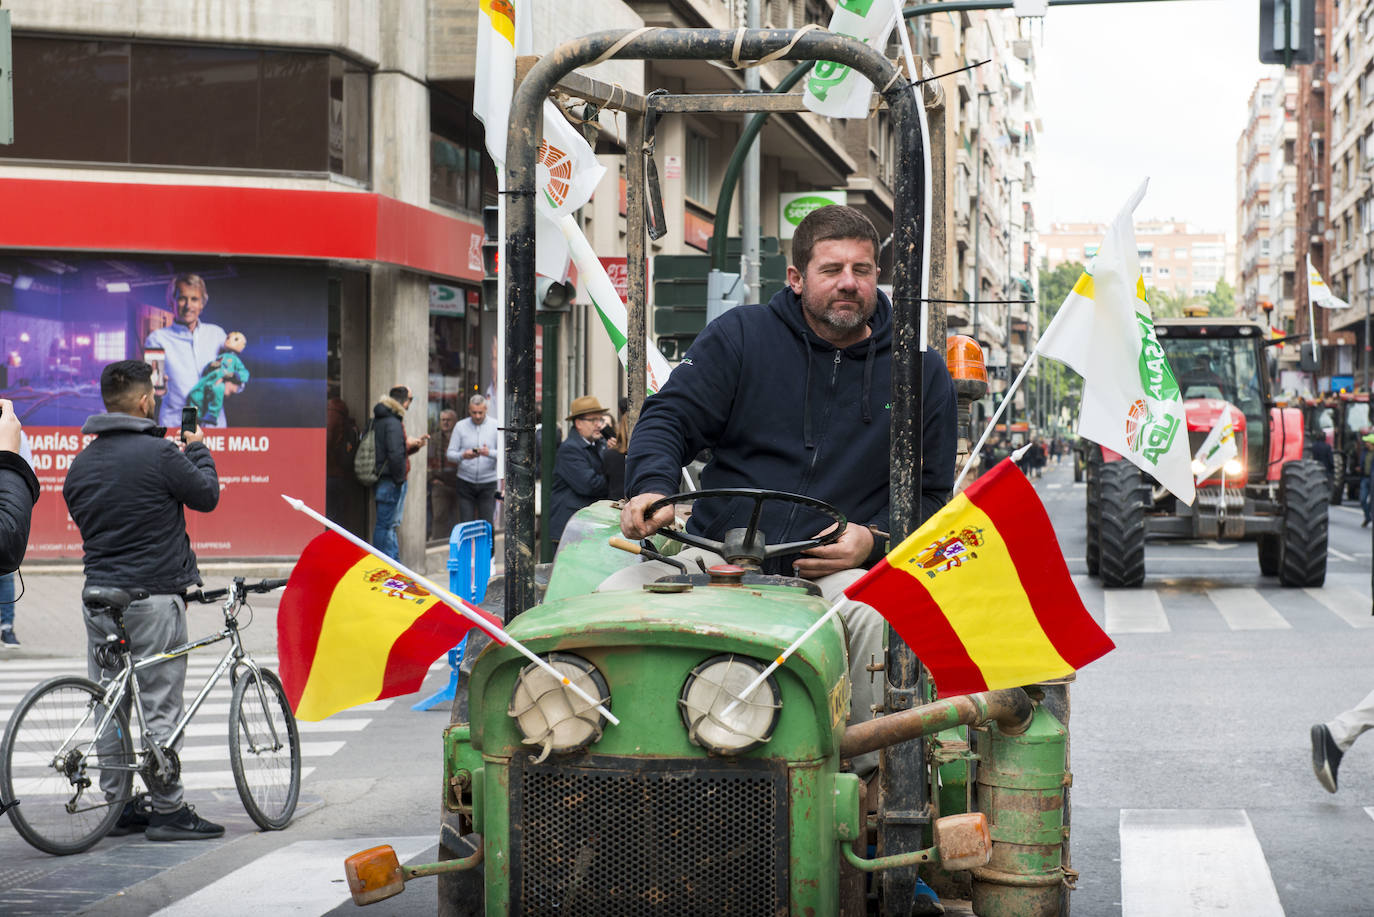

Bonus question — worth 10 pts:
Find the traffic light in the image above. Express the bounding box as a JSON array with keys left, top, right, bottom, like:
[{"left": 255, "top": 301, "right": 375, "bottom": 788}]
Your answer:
[
  {"left": 1259, "top": 0, "right": 1316, "bottom": 66},
  {"left": 481, "top": 205, "right": 499, "bottom": 311},
  {"left": 536, "top": 276, "right": 574, "bottom": 312}
]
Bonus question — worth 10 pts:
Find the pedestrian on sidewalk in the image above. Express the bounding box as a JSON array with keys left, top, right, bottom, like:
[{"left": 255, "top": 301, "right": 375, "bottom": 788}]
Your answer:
[
  {"left": 371, "top": 385, "right": 427, "bottom": 558},
  {"left": 1312, "top": 689, "right": 1374, "bottom": 792},
  {"left": 1361, "top": 433, "right": 1374, "bottom": 527},
  {"left": 0, "top": 431, "right": 36, "bottom": 647},
  {"left": 63, "top": 360, "right": 224, "bottom": 841}
]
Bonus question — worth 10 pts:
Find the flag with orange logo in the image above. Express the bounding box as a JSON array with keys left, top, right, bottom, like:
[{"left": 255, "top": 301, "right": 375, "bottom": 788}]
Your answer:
[
  {"left": 844, "top": 459, "right": 1114, "bottom": 697},
  {"left": 277, "top": 531, "right": 506, "bottom": 721}
]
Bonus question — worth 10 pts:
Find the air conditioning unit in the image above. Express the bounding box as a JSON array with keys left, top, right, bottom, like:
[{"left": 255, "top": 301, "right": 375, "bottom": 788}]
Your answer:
[{"left": 927, "top": 34, "right": 943, "bottom": 56}]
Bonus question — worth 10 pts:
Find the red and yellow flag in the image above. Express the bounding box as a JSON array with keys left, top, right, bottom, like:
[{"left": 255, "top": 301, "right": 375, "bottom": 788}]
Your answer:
[
  {"left": 278, "top": 531, "right": 505, "bottom": 721},
  {"left": 845, "top": 459, "right": 1113, "bottom": 697}
]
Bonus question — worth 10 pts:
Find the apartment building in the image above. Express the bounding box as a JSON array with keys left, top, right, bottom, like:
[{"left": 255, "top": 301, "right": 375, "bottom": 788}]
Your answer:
[{"left": 1040, "top": 221, "right": 1229, "bottom": 300}]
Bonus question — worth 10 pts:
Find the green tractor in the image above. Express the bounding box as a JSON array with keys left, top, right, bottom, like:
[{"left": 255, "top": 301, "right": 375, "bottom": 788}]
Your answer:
[{"left": 345, "top": 29, "right": 1075, "bottom": 916}]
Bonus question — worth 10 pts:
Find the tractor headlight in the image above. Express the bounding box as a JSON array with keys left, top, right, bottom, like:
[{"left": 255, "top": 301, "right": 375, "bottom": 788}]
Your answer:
[
  {"left": 679, "top": 654, "right": 781, "bottom": 755},
  {"left": 509, "top": 653, "right": 610, "bottom": 760},
  {"left": 1223, "top": 458, "right": 1244, "bottom": 477},
  {"left": 1191, "top": 459, "right": 1207, "bottom": 476}
]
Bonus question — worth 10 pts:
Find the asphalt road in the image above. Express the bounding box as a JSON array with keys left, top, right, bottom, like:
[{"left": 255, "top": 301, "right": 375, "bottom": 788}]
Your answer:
[{"left": 2, "top": 461, "right": 1371, "bottom": 916}]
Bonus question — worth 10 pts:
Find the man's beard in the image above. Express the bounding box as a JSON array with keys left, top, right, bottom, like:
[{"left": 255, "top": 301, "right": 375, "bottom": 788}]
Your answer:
[{"left": 802, "top": 292, "right": 874, "bottom": 332}]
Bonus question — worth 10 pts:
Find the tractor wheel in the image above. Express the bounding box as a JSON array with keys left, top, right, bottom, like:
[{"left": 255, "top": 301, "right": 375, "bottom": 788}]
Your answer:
[
  {"left": 1097, "top": 461, "right": 1147, "bottom": 588},
  {"left": 1257, "top": 533, "right": 1280, "bottom": 576},
  {"left": 1073, "top": 450, "right": 1084, "bottom": 483},
  {"left": 1330, "top": 452, "right": 1345, "bottom": 506},
  {"left": 1278, "top": 459, "right": 1329, "bottom": 588},
  {"left": 1085, "top": 456, "right": 1101, "bottom": 576}
]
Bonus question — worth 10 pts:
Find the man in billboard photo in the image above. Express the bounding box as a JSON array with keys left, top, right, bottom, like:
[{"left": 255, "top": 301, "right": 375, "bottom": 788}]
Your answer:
[
  {"left": 145, "top": 274, "right": 229, "bottom": 429},
  {"left": 63, "top": 360, "right": 222, "bottom": 840}
]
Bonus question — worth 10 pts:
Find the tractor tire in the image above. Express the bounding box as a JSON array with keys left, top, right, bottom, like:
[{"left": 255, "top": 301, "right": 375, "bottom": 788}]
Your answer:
[
  {"left": 1278, "top": 459, "right": 1328, "bottom": 587},
  {"left": 1097, "top": 461, "right": 1147, "bottom": 588},
  {"left": 1257, "top": 533, "right": 1280, "bottom": 576},
  {"left": 1085, "top": 455, "right": 1101, "bottom": 576},
  {"left": 1330, "top": 452, "right": 1345, "bottom": 506},
  {"left": 1073, "top": 451, "right": 1084, "bottom": 483}
]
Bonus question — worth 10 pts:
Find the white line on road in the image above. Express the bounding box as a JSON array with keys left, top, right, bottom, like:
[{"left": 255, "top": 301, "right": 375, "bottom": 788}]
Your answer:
[
  {"left": 1105, "top": 590, "right": 1169, "bottom": 633},
  {"left": 1366, "top": 807, "right": 1374, "bottom": 824},
  {"left": 1047, "top": 483, "right": 1064, "bottom": 489},
  {"left": 151, "top": 835, "right": 435, "bottom": 916},
  {"left": 1305, "top": 587, "right": 1374, "bottom": 628},
  {"left": 1207, "top": 588, "right": 1291, "bottom": 630},
  {"left": 1119, "top": 809, "right": 1284, "bottom": 917},
  {"left": 1329, "top": 547, "right": 1357, "bottom": 562}
]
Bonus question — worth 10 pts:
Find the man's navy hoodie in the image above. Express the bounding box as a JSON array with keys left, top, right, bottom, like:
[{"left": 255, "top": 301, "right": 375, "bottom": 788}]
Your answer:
[{"left": 627, "top": 285, "right": 956, "bottom": 568}]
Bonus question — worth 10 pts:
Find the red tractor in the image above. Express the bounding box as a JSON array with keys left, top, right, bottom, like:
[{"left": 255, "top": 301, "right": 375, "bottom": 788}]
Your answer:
[
  {"left": 1300, "top": 392, "right": 1370, "bottom": 504},
  {"left": 1084, "top": 317, "right": 1329, "bottom": 588}
]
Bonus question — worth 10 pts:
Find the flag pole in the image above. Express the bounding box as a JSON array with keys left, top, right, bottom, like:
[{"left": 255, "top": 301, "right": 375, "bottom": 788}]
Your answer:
[
  {"left": 280, "top": 495, "right": 619, "bottom": 725},
  {"left": 721, "top": 597, "right": 847, "bottom": 718},
  {"left": 953, "top": 349, "right": 1040, "bottom": 493}
]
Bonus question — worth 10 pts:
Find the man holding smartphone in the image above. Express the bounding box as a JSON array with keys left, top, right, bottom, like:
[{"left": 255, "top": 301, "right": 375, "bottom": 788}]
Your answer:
[
  {"left": 446, "top": 394, "right": 499, "bottom": 526},
  {"left": 64, "top": 360, "right": 222, "bottom": 841}
]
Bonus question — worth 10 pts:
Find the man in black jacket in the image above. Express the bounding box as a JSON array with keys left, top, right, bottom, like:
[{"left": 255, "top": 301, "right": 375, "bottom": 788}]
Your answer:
[
  {"left": 371, "top": 385, "right": 426, "bottom": 559},
  {"left": 0, "top": 399, "right": 39, "bottom": 578},
  {"left": 64, "top": 360, "right": 222, "bottom": 841},
  {"left": 550, "top": 395, "right": 610, "bottom": 545},
  {"left": 616, "top": 205, "right": 956, "bottom": 774}
]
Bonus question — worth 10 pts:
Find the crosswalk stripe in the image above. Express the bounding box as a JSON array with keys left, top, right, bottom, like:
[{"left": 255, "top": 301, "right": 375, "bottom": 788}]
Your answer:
[
  {"left": 1305, "top": 587, "right": 1374, "bottom": 628},
  {"left": 1208, "top": 588, "right": 1291, "bottom": 630},
  {"left": 1366, "top": 807, "right": 1374, "bottom": 824},
  {"left": 1119, "top": 809, "right": 1283, "bottom": 916},
  {"left": 7, "top": 741, "right": 342, "bottom": 769},
  {"left": 179, "top": 766, "right": 316, "bottom": 791},
  {"left": 1105, "top": 590, "right": 1169, "bottom": 633},
  {"left": 150, "top": 835, "right": 434, "bottom": 916}
]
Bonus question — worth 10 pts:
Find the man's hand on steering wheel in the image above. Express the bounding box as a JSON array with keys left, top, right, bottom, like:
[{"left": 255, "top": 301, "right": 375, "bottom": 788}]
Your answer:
[
  {"left": 621, "top": 492, "right": 674, "bottom": 540},
  {"left": 793, "top": 522, "right": 873, "bottom": 579}
]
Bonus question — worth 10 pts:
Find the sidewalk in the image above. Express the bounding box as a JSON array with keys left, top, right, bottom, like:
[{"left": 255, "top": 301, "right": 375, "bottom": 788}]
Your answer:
[{"left": 0, "top": 538, "right": 500, "bottom": 661}]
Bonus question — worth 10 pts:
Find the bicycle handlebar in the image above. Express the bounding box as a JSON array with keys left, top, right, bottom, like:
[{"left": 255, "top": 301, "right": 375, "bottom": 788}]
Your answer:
[{"left": 185, "top": 578, "right": 290, "bottom": 604}]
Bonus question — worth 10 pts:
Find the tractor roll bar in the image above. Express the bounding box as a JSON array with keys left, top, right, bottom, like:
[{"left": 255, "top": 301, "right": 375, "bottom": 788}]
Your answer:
[{"left": 503, "top": 27, "right": 928, "bottom": 617}]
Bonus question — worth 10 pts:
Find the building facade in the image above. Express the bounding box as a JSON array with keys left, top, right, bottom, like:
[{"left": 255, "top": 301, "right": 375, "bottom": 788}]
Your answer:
[{"left": 1040, "top": 221, "right": 1230, "bottom": 299}]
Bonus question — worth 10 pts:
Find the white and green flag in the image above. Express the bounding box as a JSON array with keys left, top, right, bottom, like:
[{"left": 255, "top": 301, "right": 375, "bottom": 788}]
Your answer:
[
  {"left": 1307, "top": 253, "right": 1349, "bottom": 310},
  {"left": 802, "top": 0, "right": 899, "bottom": 119},
  {"left": 534, "top": 100, "right": 606, "bottom": 281},
  {"left": 1037, "top": 180, "right": 1195, "bottom": 505},
  {"left": 1192, "top": 406, "right": 1240, "bottom": 484}
]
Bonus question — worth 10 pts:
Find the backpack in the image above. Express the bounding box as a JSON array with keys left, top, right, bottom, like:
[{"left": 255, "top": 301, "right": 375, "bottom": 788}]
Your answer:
[{"left": 353, "top": 421, "right": 380, "bottom": 486}]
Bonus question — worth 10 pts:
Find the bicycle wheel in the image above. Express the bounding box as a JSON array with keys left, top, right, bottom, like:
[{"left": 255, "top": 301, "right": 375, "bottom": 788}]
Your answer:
[
  {"left": 229, "top": 667, "right": 300, "bottom": 830},
  {"left": 0, "top": 676, "right": 134, "bottom": 855}
]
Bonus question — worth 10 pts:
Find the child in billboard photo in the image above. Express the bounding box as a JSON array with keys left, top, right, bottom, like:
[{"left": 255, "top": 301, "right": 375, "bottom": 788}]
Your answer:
[{"left": 185, "top": 331, "right": 250, "bottom": 426}]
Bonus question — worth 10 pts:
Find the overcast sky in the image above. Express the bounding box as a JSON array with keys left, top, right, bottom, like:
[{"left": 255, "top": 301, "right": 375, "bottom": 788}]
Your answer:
[{"left": 1033, "top": 0, "right": 1280, "bottom": 238}]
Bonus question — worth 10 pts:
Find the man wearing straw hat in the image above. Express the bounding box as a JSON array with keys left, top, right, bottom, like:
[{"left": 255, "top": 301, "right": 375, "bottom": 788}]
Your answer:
[{"left": 549, "top": 395, "right": 610, "bottom": 546}]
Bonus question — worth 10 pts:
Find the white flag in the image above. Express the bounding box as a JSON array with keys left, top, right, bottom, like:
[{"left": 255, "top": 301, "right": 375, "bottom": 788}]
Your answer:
[
  {"left": 1307, "top": 254, "right": 1349, "bottom": 310},
  {"left": 533, "top": 101, "right": 606, "bottom": 281},
  {"left": 1192, "top": 406, "right": 1240, "bottom": 483},
  {"left": 1038, "top": 180, "right": 1195, "bottom": 505},
  {"left": 802, "top": 0, "right": 899, "bottom": 119},
  {"left": 473, "top": 0, "right": 531, "bottom": 169}
]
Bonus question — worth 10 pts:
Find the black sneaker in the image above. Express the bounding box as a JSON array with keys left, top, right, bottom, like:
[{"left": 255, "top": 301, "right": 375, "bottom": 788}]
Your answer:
[
  {"left": 1312, "top": 723, "right": 1343, "bottom": 794},
  {"left": 107, "top": 793, "right": 154, "bottom": 836},
  {"left": 0, "top": 627, "right": 18, "bottom": 647},
  {"left": 146, "top": 804, "right": 225, "bottom": 841}
]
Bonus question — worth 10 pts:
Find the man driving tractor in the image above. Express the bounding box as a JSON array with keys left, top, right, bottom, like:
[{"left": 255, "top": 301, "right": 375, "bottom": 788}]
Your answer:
[{"left": 610, "top": 205, "right": 957, "bottom": 773}]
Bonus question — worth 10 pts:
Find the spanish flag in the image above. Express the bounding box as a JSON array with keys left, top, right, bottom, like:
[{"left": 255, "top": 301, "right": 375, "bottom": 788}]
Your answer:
[
  {"left": 844, "top": 460, "right": 1113, "bottom": 697},
  {"left": 277, "top": 531, "right": 505, "bottom": 721}
]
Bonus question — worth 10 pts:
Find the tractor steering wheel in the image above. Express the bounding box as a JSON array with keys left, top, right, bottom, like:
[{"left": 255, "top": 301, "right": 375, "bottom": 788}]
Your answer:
[{"left": 643, "top": 488, "right": 847, "bottom": 568}]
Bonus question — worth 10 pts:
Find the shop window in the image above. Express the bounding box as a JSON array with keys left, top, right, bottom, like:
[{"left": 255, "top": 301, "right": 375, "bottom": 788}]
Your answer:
[
  {"left": 428, "top": 297, "right": 485, "bottom": 543},
  {"left": 686, "top": 130, "right": 710, "bottom": 205},
  {"left": 1, "top": 36, "right": 367, "bottom": 179}
]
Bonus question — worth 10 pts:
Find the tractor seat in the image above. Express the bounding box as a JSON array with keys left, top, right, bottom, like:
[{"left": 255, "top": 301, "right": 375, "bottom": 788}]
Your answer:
[{"left": 81, "top": 585, "right": 150, "bottom": 615}]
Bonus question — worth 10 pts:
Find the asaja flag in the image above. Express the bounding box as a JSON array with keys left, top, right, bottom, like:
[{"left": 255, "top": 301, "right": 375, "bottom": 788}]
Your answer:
[
  {"left": 803, "top": 0, "right": 899, "bottom": 119},
  {"left": 278, "top": 531, "right": 505, "bottom": 721},
  {"left": 844, "top": 459, "right": 1114, "bottom": 697},
  {"left": 1037, "top": 179, "right": 1195, "bottom": 505},
  {"left": 1308, "top": 254, "right": 1349, "bottom": 310},
  {"left": 1193, "top": 405, "right": 1240, "bottom": 483},
  {"left": 474, "top": 0, "right": 531, "bottom": 168},
  {"left": 534, "top": 100, "right": 606, "bottom": 281}
]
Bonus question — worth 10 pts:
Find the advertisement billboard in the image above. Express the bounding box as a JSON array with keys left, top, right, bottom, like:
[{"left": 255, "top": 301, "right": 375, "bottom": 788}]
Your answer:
[{"left": 0, "top": 255, "right": 327, "bottom": 558}]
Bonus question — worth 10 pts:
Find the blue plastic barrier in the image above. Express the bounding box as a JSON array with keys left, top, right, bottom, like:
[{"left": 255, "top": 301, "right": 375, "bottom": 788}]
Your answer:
[{"left": 412, "top": 520, "right": 494, "bottom": 711}]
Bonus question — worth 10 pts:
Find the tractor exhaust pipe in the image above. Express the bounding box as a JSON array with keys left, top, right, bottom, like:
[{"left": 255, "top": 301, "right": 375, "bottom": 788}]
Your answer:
[{"left": 841, "top": 688, "right": 1034, "bottom": 759}]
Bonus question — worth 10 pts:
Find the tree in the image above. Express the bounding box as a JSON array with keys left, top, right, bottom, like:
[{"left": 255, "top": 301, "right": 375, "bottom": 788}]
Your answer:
[
  {"left": 1205, "top": 279, "right": 1236, "bottom": 316},
  {"left": 1036, "top": 260, "right": 1084, "bottom": 430}
]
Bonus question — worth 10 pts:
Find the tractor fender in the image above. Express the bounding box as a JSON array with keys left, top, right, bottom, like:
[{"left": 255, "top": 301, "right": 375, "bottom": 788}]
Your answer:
[
  {"left": 1099, "top": 445, "right": 1124, "bottom": 463},
  {"left": 1267, "top": 406, "right": 1304, "bottom": 481}
]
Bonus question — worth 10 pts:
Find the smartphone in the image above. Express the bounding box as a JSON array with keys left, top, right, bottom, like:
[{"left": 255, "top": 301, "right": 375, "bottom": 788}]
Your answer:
[{"left": 181, "top": 405, "right": 198, "bottom": 443}]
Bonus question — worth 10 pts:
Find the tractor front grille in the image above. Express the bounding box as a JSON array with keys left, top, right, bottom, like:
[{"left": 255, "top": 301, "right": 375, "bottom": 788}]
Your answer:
[{"left": 510, "top": 755, "right": 788, "bottom": 917}]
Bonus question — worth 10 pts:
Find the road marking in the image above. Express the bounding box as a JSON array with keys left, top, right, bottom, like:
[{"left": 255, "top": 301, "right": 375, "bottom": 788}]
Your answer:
[
  {"left": 1366, "top": 807, "right": 1374, "bottom": 824},
  {"left": 1047, "top": 483, "right": 1064, "bottom": 489},
  {"left": 1119, "top": 809, "right": 1283, "bottom": 917},
  {"left": 1329, "top": 547, "right": 1356, "bottom": 562},
  {"left": 1105, "top": 590, "right": 1169, "bottom": 633},
  {"left": 179, "top": 766, "right": 316, "bottom": 790},
  {"left": 1207, "top": 588, "right": 1291, "bottom": 630},
  {"left": 151, "top": 835, "right": 435, "bottom": 916},
  {"left": 6, "top": 741, "right": 343, "bottom": 769},
  {"left": 1305, "top": 587, "right": 1374, "bottom": 628}
]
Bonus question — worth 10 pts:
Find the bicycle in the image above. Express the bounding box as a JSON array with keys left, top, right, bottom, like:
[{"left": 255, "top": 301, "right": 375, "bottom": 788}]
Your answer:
[{"left": 0, "top": 576, "right": 301, "bottom": 855}]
